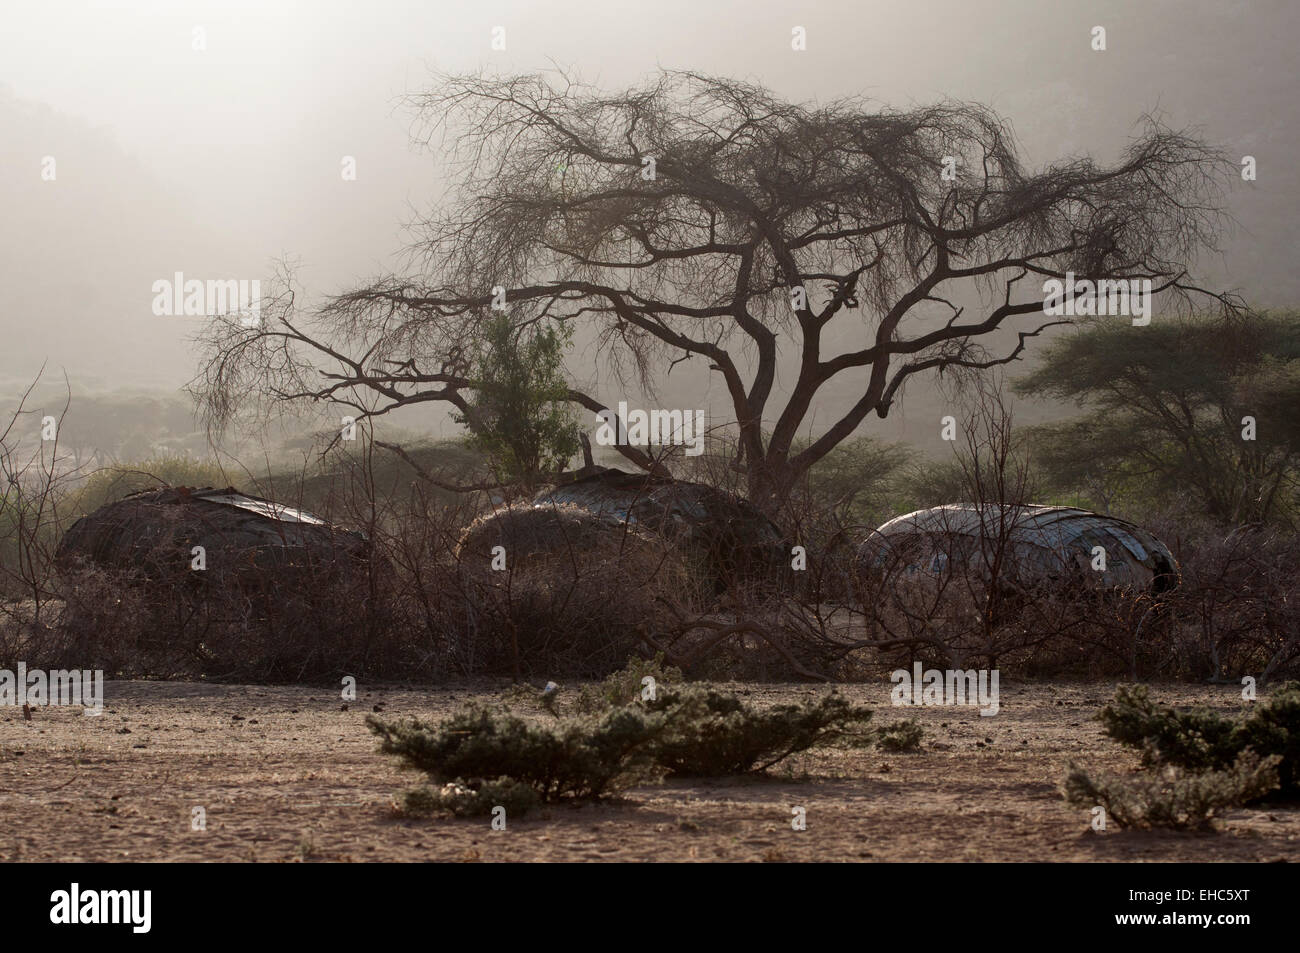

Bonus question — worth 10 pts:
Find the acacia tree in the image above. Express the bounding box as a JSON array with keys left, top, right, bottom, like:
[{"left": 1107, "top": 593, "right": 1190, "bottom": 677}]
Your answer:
[
  {"left": 1017, "top": 311, "right": 1300, "bottom": 524},
  {"left": 194, "top": 70, "right": 1231, "bottom": 511}
]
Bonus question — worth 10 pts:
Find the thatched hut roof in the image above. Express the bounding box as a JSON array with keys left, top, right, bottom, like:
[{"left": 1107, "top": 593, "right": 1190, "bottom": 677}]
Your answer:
[
  {"left": 56, "top": 486, "right": 370, "bottom": 584},
  {"left": 456, "top": 502, "right": 684, "bottom": 583},
  {"left": 532, "top": 470, "right": 787, "bottom": 586}
]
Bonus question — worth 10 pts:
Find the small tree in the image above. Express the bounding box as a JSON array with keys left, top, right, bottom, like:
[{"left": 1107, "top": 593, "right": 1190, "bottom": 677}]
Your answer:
[{"left": 453, "top": 312, "right": 580, "bottom": 491}]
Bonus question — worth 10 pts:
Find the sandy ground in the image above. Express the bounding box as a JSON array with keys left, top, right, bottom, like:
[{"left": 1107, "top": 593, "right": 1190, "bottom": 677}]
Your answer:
[{"left": 1, "top": 678, "right": 1297, "bottom": 863}]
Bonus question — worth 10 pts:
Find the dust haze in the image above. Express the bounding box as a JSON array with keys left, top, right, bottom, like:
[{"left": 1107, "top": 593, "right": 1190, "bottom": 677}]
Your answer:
[{"left": 3, "top": 0, "right": 1296, "bottom": 457}]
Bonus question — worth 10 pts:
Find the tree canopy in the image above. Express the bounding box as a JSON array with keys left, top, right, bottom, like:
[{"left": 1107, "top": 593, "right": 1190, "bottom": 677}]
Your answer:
[
  {"left": 1016, "top": 311, "right": 1300, "bottom": 524},
  {"left": 194, "top": 70, "right": 1233, "bottom": 510}
]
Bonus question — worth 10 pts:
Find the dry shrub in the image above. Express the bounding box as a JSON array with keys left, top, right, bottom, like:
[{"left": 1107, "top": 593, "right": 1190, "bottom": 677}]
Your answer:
[
  {"left": 43, "top": 481, "right": 398, "bottom": 681},
  {"left": 1138, "top": 515, "right": 1300, "bottom": 682},
  {"left": 1099, "top": 681, "right": 1300, "bottom": 795},
  {"left": 368, "top": 674, "right": 876, "bottom": 810},
  {"left": 1063, "top": 752, "right": 1280, "bottom": 829},
  {"left": 49, "top": 548, "right": 395, "bottom": 682},
  {"left": 453, "top": 503, "right": 700, "bottom": 677},
  {"left": 44, "top": 567, "right": 168, "bottom": 673}
]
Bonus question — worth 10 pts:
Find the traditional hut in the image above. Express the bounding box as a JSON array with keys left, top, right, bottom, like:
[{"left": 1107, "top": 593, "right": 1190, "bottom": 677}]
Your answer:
[
  {"left": 56, "top": 486, "right": 371, "bottom": 588},
  {"left": 859, "top": 503, "right": 1178, "bottom": 594},
  {"left": 532, "top": 469, "right": 788, "bottom": 588},
  {"left": 456, "top": 501, "right": 682, "bottom": 580}
]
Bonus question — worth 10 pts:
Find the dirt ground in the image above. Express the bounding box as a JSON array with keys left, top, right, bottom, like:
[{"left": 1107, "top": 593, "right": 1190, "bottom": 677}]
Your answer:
[{"left": 2, "top": 678, "right": 1297, "bottom": 862}]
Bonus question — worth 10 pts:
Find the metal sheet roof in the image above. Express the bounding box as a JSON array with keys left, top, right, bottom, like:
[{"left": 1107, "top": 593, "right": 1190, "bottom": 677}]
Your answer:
[
  {"left": 875, "top": 504, "right": 1163, "bottom": 557},
  {"left": 190, "top": 490, "right": 329, "bottom": 526},
  {"left": 864, "top": 503, "right": 1177, "bottom": 589}
]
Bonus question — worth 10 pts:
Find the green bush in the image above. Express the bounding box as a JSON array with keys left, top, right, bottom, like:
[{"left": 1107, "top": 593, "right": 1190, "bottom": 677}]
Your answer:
[
  {"left": 643, "top": 688, "right": 874, "bottom": 776},
  {"left": 452, "top": 311, "right": 581, "bottom": 490},
  {"left": 876, "top": 718, "right": 925, "bottom": 752},
  {"left": 1099, "top": 682, "right": 1300, "bottom": 796},
  {"left": 368, "top": 704, "right": 668, "bottom": 801},
  {"left": 399, "top": 777, "right": 542, "bottom": 818},
  {"left": 370, "top": 685, "right": 877, "bottom": 806},
  {"left": 1063, "top": 751, "right": 1280, "bottom": 829},
  {"left": 571, "top": 653, "right": 685, "bottom": 715}
]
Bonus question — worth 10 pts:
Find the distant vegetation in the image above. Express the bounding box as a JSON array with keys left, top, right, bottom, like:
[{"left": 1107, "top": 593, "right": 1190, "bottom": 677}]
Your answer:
[{"left": 1019, "top": 311, "right": 1300, "bottom": 524}]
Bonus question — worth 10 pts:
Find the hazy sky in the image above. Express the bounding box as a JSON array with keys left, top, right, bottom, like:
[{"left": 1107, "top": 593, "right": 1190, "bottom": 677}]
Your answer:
[{"left": 2, "top": 0, "right": 1296, "bottom": 446}]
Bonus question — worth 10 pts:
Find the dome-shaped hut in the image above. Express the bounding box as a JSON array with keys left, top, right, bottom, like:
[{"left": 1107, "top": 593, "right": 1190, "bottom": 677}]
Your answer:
[
  {"left": 56, "top": 485, "right": 372, "bottom": 589},
  {"left": 858, "top": 503, "right": 1177, "bottom": 594},
  {"left": 54, "top": 486, "right": 381, "bottom": 678},
  {"left": 532, "top": 470, "right": 788, "bottom": 589}
]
